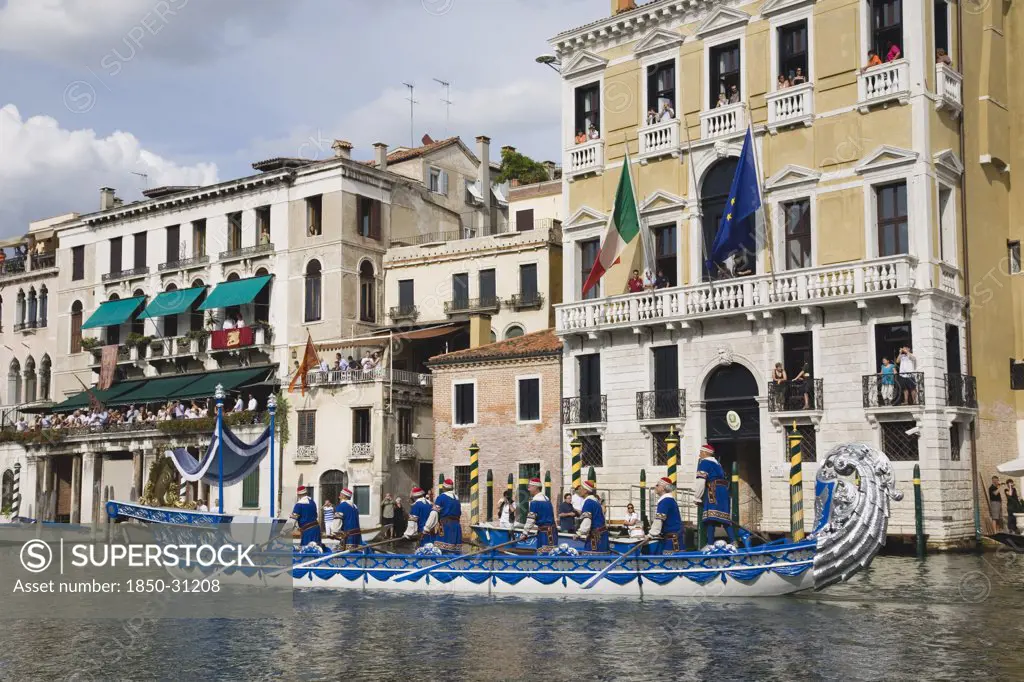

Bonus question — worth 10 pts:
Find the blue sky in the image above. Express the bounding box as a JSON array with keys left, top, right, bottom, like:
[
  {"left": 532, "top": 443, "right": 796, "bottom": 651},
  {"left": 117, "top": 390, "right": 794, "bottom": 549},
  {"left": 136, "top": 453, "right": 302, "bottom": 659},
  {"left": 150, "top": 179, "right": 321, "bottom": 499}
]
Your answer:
[{"left": 0, "top": 0, "right": 606, "bottom": 236}]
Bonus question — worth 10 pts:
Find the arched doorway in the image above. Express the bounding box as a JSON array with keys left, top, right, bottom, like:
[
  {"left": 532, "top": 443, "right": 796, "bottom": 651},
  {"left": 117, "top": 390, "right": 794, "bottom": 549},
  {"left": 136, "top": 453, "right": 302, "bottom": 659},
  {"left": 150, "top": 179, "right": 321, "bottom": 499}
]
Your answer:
[
  {"left": 319, "top": 469, "right": 348, "bottom": 506},
  {"left": 701, "top": 158, "right": 756, "bottom": 280},
  {"left": 703, "top": 363, "right": 762, "bottom": 529}
]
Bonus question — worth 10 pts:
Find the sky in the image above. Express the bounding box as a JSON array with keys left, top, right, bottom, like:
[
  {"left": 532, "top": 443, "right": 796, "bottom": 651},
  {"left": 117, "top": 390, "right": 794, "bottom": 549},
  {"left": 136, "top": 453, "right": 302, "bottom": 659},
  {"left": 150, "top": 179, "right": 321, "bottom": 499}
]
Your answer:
[{"left": 0, "top": 0, "right": 606, "bottom": 237}]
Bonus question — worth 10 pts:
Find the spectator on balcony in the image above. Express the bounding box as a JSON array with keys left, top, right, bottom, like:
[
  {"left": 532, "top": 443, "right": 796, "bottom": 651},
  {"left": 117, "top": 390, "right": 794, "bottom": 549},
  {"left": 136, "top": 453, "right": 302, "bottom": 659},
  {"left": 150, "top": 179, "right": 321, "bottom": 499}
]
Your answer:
[
  {"left": 729, "top": 250, "right": 753, "bottom": 277},
  {"left": 347, "top": 355, "right": 357, "bottom": 371},
  {"left": 247, "top": 394, "right": 257, "bottom": 412},
  {"left": 863, "top": 50, "right": 882, "bottom": 71},
  {"left": 936, "top": 48, "right": 952, "bottom": 66},
  {"left": 236, "top": 314, "right": 246, "bottom": 328},
  {"left": 646, "top": 108, "right": 658, "bottom": 126},
  {"left": 627, "top": 270, "right": 644, "bottom": 293},
  {"left": 655, "top": 269, "right": 669, "bottom": 289},
  {"left": 896, "top": 346, "right": 918, "bottom": 405},
  {"left": 259, "top": 230, "right": 271, "bottom": 246},
  {"left": 574, "top": 130, "right": 586, "bottom": 145},
  {"left": 777, "top": 74, "right": 791, "bottom": 90},
  {"left": 643, "top": 268, "right": 656, "bottom": 291},
  {"left": 792, "top": 363, "right": 812, "bottom": 410},
  {"left": 1005, "top": 479, "right": 1021, "bottom": 534},
  {"left": 222, "top": 315, "right": 235, "bottom": 331},
  {"left": 716, "top": 92, "right": 728, "bottom": 108},
  {"left": 879, "top": 357, "right": 896, "bottom": 405},
  {"left": 886, "top": 41, "right": 901, "bottom": 62},
  {"left": 727, "top": 84, "right": 740, "bottom": 104},
  {"left": 588, "top": 125, "right": 600, "bottom": 140},
  {"left": 990, "top": 476, "right": 1004, "bottom": 532},
  {"left": 771, "top": 362, "right": 788, "bottom": 405},
  {"left": 792, "top": 68, "right": 806, "bottom": 86},
  {"left": 659, "top": 102, "right": 675, "bottom": 121},
  {"left": 232, "top": 394, "right": 244, "bottom": 413},
  {"left": 334, "top": 353, "right": 345, "bottom": 371},
  {"left": 319, "top": 356, "right": 330, "bottom": 373},
  {"left": 0, "top": 249, "right": 6, "bottom": 273}
]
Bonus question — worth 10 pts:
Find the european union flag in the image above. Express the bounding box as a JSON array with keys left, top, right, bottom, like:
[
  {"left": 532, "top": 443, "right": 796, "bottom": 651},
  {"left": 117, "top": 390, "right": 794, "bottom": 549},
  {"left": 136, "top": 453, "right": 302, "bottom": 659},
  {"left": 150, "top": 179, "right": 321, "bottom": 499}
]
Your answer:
[{"left": 706, "top": 126, "right": 762, "bottom": 273}]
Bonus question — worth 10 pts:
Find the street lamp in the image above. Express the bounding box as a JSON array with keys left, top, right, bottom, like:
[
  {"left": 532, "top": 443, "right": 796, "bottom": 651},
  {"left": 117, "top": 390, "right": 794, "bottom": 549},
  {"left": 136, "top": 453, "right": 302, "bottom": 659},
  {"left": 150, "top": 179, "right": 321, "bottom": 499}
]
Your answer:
[{"left": 535, "top": 54, "right": 562, "bottom": 73}]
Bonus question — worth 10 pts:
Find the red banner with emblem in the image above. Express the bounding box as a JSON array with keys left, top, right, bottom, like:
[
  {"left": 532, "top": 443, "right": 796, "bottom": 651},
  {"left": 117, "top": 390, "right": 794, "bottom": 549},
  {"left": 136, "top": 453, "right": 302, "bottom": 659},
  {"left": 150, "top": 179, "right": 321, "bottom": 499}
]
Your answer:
[{"left": 210, "top": 327, "right": 254, "bottom": 350}]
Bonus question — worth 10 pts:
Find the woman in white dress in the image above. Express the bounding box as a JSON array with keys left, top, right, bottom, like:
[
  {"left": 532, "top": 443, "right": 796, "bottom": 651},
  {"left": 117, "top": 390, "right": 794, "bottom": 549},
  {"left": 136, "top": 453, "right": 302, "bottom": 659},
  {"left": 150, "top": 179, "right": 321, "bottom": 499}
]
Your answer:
[{"left": 623, "top": 503, "right": 645, "bottom": 538}]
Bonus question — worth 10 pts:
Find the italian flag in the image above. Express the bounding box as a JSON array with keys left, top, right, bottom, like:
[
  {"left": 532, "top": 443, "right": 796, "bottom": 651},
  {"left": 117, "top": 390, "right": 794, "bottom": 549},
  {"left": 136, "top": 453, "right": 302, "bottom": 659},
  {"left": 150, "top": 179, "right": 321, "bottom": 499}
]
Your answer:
[{"left": 582, "top": 148, "right": 642, "bottom": 295}]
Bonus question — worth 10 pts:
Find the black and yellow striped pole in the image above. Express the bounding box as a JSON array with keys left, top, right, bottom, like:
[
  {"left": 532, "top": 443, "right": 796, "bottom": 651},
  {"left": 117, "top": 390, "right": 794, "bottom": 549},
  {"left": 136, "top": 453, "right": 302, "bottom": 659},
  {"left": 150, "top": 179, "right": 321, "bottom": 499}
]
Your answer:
[
  {"left": 666, "top": 427, "right": 679, "bottom": 488},
  {"left": 914, "top": 463, "right": 925, "bottom": 559},
  {"left": 486, "top": 469, "right": 494, "bottom": 522},
  {"left": 506, "top": 472, "right": 514, "bottom": 501},
  {"left": 517, "top": 472, "right": 528, "bottom": 525},
  {"left": 789, "top": 422, "right": 805, "bottom": 542},
  {"left": 639, "top": 469, "right": 648, "bottom": 532},
  {"left": 469, "top": 442, "right": 480, "bottom": 531},
  {"left": 731, "top": 461, "right": 740, "bottom": 528},
  {"left": 588, "top": 466, "right": 596, "bottom": 485},
  {"left": 570, "top": 431, "right": 582, "bottom": 490},
  {"left": 438, "top": 472, "right": 444, "bottom": 488},
  {"left": 544, "top": 470, "right": 552, "bottom": 502}
]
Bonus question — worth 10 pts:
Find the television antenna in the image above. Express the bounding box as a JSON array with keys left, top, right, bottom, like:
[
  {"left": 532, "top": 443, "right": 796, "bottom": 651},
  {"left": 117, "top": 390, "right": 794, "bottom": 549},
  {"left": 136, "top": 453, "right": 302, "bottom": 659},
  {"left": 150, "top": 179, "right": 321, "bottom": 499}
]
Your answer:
[
  {"left": 402, "top": 82, "right": 418, "bottom": 148},
  {"left": 433, "top": 78, "right": 452, "bottom": 137}
]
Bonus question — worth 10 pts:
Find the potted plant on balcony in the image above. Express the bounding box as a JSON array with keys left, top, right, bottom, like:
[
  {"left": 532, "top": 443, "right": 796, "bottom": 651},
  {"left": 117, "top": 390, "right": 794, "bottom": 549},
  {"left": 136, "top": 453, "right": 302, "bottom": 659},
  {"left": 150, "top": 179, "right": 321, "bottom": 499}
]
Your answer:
[
  {"left": 253, "top": 320, "right": 273, "bottom": 346},
  {"left": 149, "top": 337, "right": 166, "bottom": 358},
  {"left": 80, "top": 337, "right": 101, "bottom": 357},
  {"left": 125, "top": 333, "right": 153, "bottom": 361},
  {"left": 186, "top": 329, "right": 209, "bottom": 354}
]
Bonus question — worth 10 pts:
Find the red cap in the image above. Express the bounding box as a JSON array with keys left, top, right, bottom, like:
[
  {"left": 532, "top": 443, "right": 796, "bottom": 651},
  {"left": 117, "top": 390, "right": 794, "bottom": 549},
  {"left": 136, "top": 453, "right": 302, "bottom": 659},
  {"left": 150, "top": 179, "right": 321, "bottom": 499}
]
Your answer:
[
  {"left": 529, "top": 478, "right": 542, "bottom": 486},
  {"left": 297, "top": 485, "right": 308, "bottom": 495},
  {"left": 700, "top": 443, "right": 715, "bottom": 454},
  {"left": 340, "top": 488, "right": 352, "bottom": 498},
  {"left": 659, "top": 476, "right": 673, "bottom": 486},
  {"left": 411, "top": 486, "right": 425, "bottom": 498},
  {"left": 582, "top": 480, "right": 596, "bottom": 493}
]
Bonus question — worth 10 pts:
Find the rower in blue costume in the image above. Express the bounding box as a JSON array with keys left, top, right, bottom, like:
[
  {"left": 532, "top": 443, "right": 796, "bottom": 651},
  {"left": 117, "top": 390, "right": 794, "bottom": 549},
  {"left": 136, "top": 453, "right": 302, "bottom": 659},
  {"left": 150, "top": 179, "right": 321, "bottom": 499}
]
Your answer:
[
  {"left": 290, "top": 484, "right": 323, "bottom": 549},
  {"left": 646, "top": 476, "right": 683, "bottom": 553},
  {"left": 334, "top": 487, "right": 364, "bottom": 550},
  {"left": 423, "top": 477, "right": 463, "bottom": 553},
  {"left": 695, "top": 443, "right": 736, "bottom": 545},
  {"left": 520, "top": 477, "right": 557, "bottom": 551},
  {"left": 403, "top": 486, "right": 433, "bottom": 546},
  {"left": 575, "top": 480, "right": 609, "bottom": 553}
]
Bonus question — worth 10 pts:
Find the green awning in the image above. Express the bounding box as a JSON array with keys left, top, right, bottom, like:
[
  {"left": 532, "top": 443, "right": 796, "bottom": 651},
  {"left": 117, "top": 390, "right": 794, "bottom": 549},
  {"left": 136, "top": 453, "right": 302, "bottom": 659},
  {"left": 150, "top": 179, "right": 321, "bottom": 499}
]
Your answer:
[
  {"left": 53, "top": 379, "right": 149, "bottom": 412},
  {"left": 81, "top": 296, "right": 147, "bottom": 329},
  {"left": 137, "top": 287, "right": 206, "bottom": 320},
  {"left": 197, "top": 276, "right": 271, "bottom": 311},
  {"left": 108, "top": 374, "right": 205, "bottom": 406},
  {"left": 168, "top": 368, "right": 269, "bottom": 401}
]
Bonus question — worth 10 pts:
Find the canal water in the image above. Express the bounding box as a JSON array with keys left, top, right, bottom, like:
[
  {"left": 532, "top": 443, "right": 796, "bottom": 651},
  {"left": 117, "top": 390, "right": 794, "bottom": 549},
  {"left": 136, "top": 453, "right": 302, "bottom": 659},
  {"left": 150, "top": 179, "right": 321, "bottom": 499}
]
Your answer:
[{"left": 2, "top": 553, "right": 1021, "bottom": 681}]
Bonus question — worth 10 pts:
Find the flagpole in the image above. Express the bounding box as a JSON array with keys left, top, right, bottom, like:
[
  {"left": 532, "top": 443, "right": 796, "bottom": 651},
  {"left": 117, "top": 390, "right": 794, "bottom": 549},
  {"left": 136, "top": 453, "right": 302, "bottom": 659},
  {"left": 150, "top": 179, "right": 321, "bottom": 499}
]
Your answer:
[
  {"left": 744, "top": 109, "right": 776, "bottom": 288},
  {"left": 268, "top": 393, "right": 276, "bottom": 518},
  {"left": 680, "top": 109, "right": 713, "bottom": 290},
  {"left": 215, "top": 383, "right": 225, "bottom": 515},
  {"left": 625, "top": 133, "right": 655, "bottom": 278}
]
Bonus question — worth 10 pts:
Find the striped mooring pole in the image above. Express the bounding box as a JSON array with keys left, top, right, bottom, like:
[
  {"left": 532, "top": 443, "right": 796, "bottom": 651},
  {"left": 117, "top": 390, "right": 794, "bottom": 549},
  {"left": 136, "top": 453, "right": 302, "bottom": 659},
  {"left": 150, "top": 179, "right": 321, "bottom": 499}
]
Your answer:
[
  {"left": 486, "top": 469, "right": 494, "bottom": 522},
  {"left": 639, "top": 468, "right": 648, "bottom": 532},
  {"left": 570, "top": 431, "right": 582, "bottom": 490},
  {"left": 731, "top": 461, "right": 740, "bottom": 528},
  {"left": 665, "top": 427, "right": 679, "bottom": 488},
  {"left": 914, "top": 463, "right": 925, "bottom": 559},
  {"left": 12, "top": 462, "right": 21, "bottom": 518},
  {"left": 438, "top": 472, "right": 444, "bottom": 488},
  {"left": 469, "top": 442, "right": 480, "bottom": 530},
  {"left": 789, "top": 422, "right": 805, "bottom": 542},
  {"left": 517, "top": 471, "right": 528, "bottom": 525},
  {"left": 179, "top": 473, "right": 188, "bottom": 504},
  {"left": 544, "top": 470, "right": 552, "bottom": 502},
  {"left": 506, "top": 472, "right": 514, "bottom": 519},
  {"left": 697, "top": 500, "right": 705, "bottom": 548}
]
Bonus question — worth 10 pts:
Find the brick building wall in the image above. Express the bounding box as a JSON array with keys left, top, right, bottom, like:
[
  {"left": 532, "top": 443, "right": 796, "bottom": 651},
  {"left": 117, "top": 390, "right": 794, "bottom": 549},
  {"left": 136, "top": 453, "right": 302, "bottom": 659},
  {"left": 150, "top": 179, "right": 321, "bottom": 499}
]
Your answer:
[{"left": 432, "top": 354, "right": 563, "bottom": 529}]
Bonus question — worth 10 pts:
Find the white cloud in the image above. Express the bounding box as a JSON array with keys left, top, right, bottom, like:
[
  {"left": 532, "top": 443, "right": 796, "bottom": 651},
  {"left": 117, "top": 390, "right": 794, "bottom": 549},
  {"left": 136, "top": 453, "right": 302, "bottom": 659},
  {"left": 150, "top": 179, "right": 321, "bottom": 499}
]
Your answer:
[
  {"left": 0, "top": 104, "right": 218, "bottom": 234},
  {"left": 0, "top": 0, "right": 297, "bottom": 65}
]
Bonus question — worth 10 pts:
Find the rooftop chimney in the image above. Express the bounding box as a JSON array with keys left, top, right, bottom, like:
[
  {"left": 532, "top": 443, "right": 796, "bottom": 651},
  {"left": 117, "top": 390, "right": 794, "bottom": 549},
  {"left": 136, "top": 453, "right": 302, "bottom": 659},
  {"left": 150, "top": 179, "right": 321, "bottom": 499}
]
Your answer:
[
  {"left": 476, "top": 136, "right": 492, "bottom": 234},
  {"left": 469, "top": 314, "right": 492, "bottom": 349},
  {"left": 100, "top": 187, "right": 116, "bottom": 210},
  {"left": 331, "top": 139, "right": 353, "bottom": 159},
  {"left": 612, "top": 0, "right": 637, "bottom": 14},
  {"left": 373, "top": 143, "right": 388, "bottom": 172}
]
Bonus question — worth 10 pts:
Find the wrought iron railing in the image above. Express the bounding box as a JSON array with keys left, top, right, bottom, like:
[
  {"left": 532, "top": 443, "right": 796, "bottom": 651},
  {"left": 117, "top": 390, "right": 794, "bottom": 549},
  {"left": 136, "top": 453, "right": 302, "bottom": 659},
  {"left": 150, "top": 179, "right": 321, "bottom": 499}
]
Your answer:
[
  {"left": 350, "top": 442, "right": 373, "bottom": 460},
  {"left": 508, "top": 292, "right": 545, "bottom": 310},
  {"left": 218, "top": 243, "right": 274, "bottom": 261},
  {"left": 389, "top": 305, "right": 419, "bottom": 321},
  {"left": 32, "top": 253, "right": 56, "bottom": 270},
  {"left": 13, "top": 321, "right": 39, "bottom": 332},
  {"left": 945, "top": 373, "right": 978, "bottom": 408},
  {"left": 102, "top": 266, "right": 149, "bottom": 282},
  {"left": 394, "top": 443, "right": 417, "bottom": 461},
  {"left": 862, "top": 372, "right": 925, "bottom": 408},
  {"left": 635, "top": 389, "right": 686, "bottom": 420},
  {"left": 444, "top": 297, "right": 501, "bottom": 314},
  {"left": 767, "top": 378, "right": 824, "bottom": 412},
  {"left": 159, "top": 255, "right": 210, "bottom": 271},
  {"left": 414, "top": 230, "right": 472, "bottom": 245},
  {"left": 561, "top": 395, "right": 607, "bottom": 425},
  {"left": 0, "top": 257, "right": 27, "bottom": 278}
]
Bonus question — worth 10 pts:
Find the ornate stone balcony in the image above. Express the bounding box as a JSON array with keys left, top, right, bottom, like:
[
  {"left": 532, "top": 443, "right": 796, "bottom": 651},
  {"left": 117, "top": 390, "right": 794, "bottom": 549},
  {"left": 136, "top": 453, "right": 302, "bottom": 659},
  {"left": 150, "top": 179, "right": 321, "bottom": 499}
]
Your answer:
[
  {"left": 700, "top": 101, "right": 745, "bottom": 140},
  {"left": 102, "top": 266, "right": 149, "bottom": 283},
  {"left": 350, "top": 442, "right": 373, "bottom": 461},
  {"left": 638, "top": 118, "right": 679, "bottom": 163},
  {"left": 394, "top": 443, "right": 418, "bottom": 462},
  {"left": 556, "top": 256, "right": 918, "bottom": 335},
  {"left": 857, "top": 59, "right": 910, "bottom": 112},
  {"left": 766, "top": 82, "right": 814, "bottom": 133},
  {"left": 935, "top": 63, "right": 963, "bottom": 116},
  {"left": 566, "top": 138, "right": 604, "bottom": 181},
  {"left": 294, "top": 445, "right": 317, "bottom": 463}
]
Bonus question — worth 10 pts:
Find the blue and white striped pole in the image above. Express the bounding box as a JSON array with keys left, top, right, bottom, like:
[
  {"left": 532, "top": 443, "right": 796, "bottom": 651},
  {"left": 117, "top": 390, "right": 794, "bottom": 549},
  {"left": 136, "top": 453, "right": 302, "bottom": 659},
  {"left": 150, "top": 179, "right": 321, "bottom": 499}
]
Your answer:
[
  {"left": 215, "top": 383, "right": 225, "bottom": 514},
  {"left": 12, "top": 462, "right": 21, "bottom": 518},
  {"left": 268, "top": 394, "right": 277, "bottom": 518}
]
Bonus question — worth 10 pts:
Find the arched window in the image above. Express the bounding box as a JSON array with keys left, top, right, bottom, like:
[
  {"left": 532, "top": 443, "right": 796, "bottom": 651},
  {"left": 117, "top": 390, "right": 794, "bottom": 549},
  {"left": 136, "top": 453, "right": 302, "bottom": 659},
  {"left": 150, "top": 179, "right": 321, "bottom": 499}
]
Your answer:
[
  {"left": 40, "top": 354, "right": 51, "bottom": 401},
  {"left": 319, "top": 470, "right": 348, "bottom": 507},
  {"left": 254, "top": 268, "right": 271, "bottom": 324},
  {"left": 26, "top": 287, "right": 37, "bottom": 327},
  {"left": 190, "top": 280, "right": 205, "bottom": 332},
  {"left": 38, "top": 286, "right": 47, "bottom": 327},
  {"left": 1, "top": 469, "right": 13, "bottom": 513},
  {"left": 359, "top": 261, "right": 375, "bottom": 323},
  {"left": 70, "top": 301, "right": 84, "bottom": 353},
  {"left": 131, "top": 289, "right": 146, "bottom": 336},
  {"left": 504, "top": 324, "right": 525, "bottom": 340},
  {"left": 8, "top": 359, "right": 21, "bottom": 405},
  {"left": 107, "top": 294, "right": 121, "bottom": 346},
  {"left": 304, "top": 260, "right": 322, "bottom": 322},
  {"left": 701, "top": 158, "right": 756, "bottom": 280},
  {"left": 15, "top": 290, "right": 25, "bottom": 328},
  {"left": 164, "top": 283, "right": 179, "bottom": 337},
  {"left": 23, "top": 355, "right": 36, "bottom": 403}
]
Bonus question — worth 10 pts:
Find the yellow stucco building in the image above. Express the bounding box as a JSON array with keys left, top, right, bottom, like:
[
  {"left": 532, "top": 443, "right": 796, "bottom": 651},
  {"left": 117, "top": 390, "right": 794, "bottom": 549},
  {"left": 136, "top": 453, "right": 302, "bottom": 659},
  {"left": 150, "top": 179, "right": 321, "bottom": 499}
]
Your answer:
[{"left": 547, "top": 0, "right": 1016, "bottom": 545}]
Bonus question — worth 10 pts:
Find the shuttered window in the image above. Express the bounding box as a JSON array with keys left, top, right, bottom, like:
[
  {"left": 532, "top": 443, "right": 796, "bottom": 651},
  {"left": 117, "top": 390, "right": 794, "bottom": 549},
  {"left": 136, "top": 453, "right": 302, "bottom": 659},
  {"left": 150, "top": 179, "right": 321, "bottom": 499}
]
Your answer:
[
  {"left": 241, "top": 468, "right": 259, "bottom": 508},
  {"left": 454, "top": 382, "right": 475, "bottom": 426},
  {"left": 518, "top": 378, "right": 540, "bottom": 422},
  {"left": 297, "top": 410, "right": 316, "bottom": 446}
]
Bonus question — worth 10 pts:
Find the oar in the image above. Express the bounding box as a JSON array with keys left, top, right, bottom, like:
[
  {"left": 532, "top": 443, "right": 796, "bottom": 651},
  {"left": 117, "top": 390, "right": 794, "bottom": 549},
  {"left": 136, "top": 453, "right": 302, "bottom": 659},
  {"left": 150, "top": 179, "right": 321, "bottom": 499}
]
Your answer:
[
  {"left": 581, "top": 539, "right": 649, "bottom": 590},
  {"left": 273, "top": 537, "right": 397, "bottom": 576},
  {"left": 393, "top": 537, "right": 522, "bottom": 583}
]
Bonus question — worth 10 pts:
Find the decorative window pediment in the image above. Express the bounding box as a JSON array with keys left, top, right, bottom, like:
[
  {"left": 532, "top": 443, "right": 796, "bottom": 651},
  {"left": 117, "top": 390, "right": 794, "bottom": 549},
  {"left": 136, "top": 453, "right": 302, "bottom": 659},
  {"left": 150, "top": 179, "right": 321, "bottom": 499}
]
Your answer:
[
  {"left": 764, "top": 164, "right": 821, "bottom": 192},
  {"left": 565, "top": 205, "right": 608, "bottom": 230},
  {"left": 639, "top": 190, "right": 687, "bottom": 214},
  {"left": 633, "top": 28, "right": 684, "bottom": 58},
  {"left": 854, "top": 145, "right": 919, "bottom": 175},
  {"left": 561, "top": 50, "right": 609, "bottom": 79},
  {"left": 760, "top": 0, "right": 817, "bottom": 18},
  {"left": 933, "top": 149, "right": 964, "bottom": 183},
  {"left": 696, "top": 7, "right": 751, "bottom": 39}
]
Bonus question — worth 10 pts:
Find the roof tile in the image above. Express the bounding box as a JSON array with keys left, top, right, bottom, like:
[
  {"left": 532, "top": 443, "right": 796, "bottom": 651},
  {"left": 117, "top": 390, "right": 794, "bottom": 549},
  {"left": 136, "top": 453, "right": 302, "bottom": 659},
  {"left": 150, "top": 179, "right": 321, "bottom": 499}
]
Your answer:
[{"left": 429, "top": 329, "right": 561, "bottom": 365}]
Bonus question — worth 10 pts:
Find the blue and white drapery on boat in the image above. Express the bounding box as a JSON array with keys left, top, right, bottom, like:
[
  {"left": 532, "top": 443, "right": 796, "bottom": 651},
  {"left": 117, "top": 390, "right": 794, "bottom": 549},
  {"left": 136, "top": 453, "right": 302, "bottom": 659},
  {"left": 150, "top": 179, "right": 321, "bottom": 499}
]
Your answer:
[{"left": 166, "top": 423, "right": 272, "bottom": 486}]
